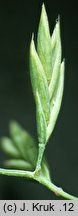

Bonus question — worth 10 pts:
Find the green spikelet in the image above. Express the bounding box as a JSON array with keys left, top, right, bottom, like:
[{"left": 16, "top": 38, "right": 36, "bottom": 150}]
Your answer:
[{"left": 29, "top": 4, "right": 65, "bottom": 172}]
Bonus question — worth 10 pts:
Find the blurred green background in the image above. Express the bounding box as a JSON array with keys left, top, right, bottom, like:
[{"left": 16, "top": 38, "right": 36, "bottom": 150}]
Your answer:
[{"left": 0, "top": 0, "right": 78, "bottom": 199}]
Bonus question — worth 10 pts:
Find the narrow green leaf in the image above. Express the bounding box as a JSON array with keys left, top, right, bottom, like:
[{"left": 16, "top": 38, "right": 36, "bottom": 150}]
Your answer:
[
  {"left": 1, "top": 137, "right": 21, "bottom": 158},
  {"left": 9, "top": 121, "right": 37, "bottom": 167},
  {"left": 49, "top": 19, "right": 62, "bottom": 100},
  {"left": 36, "top": 91, "right": 47, "bottom": 144},
  {"left": 37, "top": 3, "right": 52, "bottom": 83},
  {"left": 4, "top": 159, "right": 33, "bottom": 171},
  {"left": 30, "top": 36, "right": 50, "bottom": 124},
  {"left": 47, "top": 60, "right": 65, "bottom": 141}
]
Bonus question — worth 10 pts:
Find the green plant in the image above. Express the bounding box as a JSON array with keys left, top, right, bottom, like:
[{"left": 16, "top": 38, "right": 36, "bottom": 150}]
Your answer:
[{"left": 0, "top": 3, "right": 78, "bottom": 200}]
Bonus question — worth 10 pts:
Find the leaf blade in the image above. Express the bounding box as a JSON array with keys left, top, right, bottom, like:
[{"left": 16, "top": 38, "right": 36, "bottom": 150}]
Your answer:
[
  {"left": 1, "top": 137, "right": 21, "bottom": 158},
  {"left": 4, "top": 159, "right": 34, "bottom": 171},
  {"left": 9, "top": 121, "right": 37, "bottom": 167}
]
